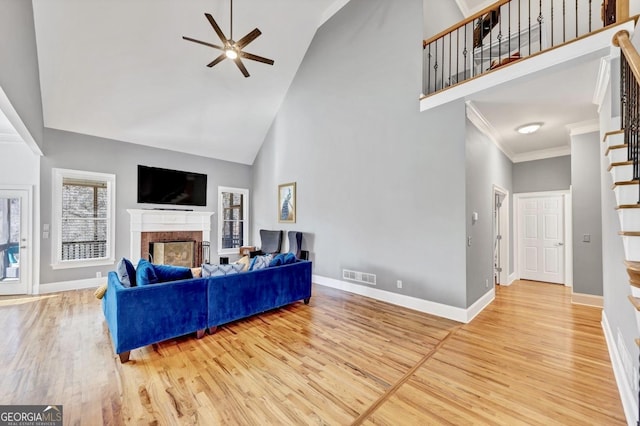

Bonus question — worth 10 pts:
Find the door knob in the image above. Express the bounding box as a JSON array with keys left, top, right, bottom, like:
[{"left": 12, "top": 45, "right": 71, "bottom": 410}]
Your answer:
[{"left": 557, "top": 242, "right": 564, "bottom": 246}]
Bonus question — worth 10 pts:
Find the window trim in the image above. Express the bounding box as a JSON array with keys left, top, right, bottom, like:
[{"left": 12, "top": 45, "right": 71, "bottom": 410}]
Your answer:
[
  {"left": 217, "top": 186, "right": 249, "bottom": 256},
  {"left": 51, "top": 168, "right": 116, "bottom": 269}
]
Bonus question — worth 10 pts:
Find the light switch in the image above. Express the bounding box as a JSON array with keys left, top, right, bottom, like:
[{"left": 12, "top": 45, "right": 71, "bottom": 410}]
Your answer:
[
  {"left": 43, "top": 231, "right": 49, "bottom": 239},
  {"left": 583, "top": 234, "right": 591, "bottom": 243},
  {"left": 43, "top": 223, "right": 50, "bottom": 231}
]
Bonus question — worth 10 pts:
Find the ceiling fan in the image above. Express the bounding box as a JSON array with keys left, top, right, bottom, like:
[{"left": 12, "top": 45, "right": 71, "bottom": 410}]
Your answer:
[{"left": 182, "top": 0, "right": 274, "bottom": 78}]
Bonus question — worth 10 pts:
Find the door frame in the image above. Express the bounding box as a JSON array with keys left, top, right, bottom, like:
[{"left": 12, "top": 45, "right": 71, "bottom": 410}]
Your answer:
[
  {"left": 0, "top": 185, "right": 34, "bottom": 295},
  {"left": 513, "top": 190, "right": 573, "bottom": 286},
  {"left": 492, "top": 185, "right": 510, "bottom": 285}
]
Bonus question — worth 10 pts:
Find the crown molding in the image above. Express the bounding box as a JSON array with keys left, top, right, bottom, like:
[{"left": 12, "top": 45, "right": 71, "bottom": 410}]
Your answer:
[
  {"left": 465, "top": 100, "right": 515, "bottom": 161},
  {"left": 512, "top": 145, "right": 571, "bottom": 163},
  {"left": 567, "top": 118, "right": 600, "bottom": 136}
]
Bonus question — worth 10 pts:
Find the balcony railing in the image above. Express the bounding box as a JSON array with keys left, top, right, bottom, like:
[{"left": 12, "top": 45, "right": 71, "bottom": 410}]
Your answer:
[
  {"left": 62, "top": 240, "right": 107, "bottom": 261},
  {"left": 422, "top": 0, "right": 616, "bottom": 96}
]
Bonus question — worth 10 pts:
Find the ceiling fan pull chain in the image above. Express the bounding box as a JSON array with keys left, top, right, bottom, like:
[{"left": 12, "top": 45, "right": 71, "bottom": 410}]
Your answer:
[{"left": 230, "top": 0, "right": 233, "bottom": 41}]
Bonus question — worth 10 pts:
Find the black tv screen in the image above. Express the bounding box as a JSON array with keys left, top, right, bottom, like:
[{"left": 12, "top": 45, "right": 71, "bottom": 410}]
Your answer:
[{"left": 137, "top": 165, "right": 207, "bottom": 207}]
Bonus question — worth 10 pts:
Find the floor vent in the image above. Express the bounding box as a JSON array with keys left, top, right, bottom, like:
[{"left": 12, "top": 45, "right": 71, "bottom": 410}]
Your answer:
[{"left": 342, "top": 269, "right": 376, "bottom": 285}]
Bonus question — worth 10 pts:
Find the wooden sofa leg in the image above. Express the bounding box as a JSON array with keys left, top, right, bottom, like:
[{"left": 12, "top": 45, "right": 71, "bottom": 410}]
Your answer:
[
  {"left": 196, "top": 329, "right": 205, "bottom": 339},
  {"left": 118, "top": 351, "right": 131, "bottom": 363},
  {"left": 304, "top": 297, "right": 310, "bottom": 305},
  {"left": 208, "top": 326, "right": 218, "bottom": 334}
]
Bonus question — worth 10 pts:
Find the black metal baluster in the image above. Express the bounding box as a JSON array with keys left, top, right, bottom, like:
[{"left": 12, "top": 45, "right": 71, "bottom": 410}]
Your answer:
[
  {"left": 441, "top": 36, "right": 445, "bottom": 90},
  {"left": 563, "top": 0, "right": 566, "bottom": 43},
  {"left": 551, "top": 0, "right": 554, "bottom": 46},
  {"left": 449, "top": 33, "right": 452, "bottom": 86},
  {"left": 588, "top": 0, "right": 592, "bottom": 32},
  {"left": 479, "top": 17, "right": 484, "bottom": 75},
  {"left": 464, "top": 23, "right": 468, "bottom": 80},
  {"left": 498, "top": 6, "right": 503, "bottom": 65},
  {"left": 489, "top": 10, "right": 494, "bottom": 71},
  {"left": 508, "top": 1, "right": 512, "bottom": 58},
  {"left": 538, "top": 0, "right": 543, "bottom": 51},
  {"left": 528, "top": 0, "right": 532, "bottom": 55},
  {"left": 575, "top": 0, "right": 578, "bottom": 38},
  {"left": 456, "top": 27, "right": 460, "bottom": 85},
  {"left": 519, "top": 0, "right": 522, "bottom": 57},
  {"left": 427, "top": 43, "right": 432, "bottom": 94},
  {"left": 434, "top": 40, "right": 439, "bottom": 91}
]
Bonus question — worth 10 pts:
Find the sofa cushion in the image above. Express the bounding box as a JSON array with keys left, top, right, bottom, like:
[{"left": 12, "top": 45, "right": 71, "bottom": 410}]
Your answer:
[
  {"left": 153, "top": 264, "right": 193, "bottom": 282},
  {"left": 136, "top": 259, "right": 159, "bottom": 286},
  {"left": 116, "top": 257, "right": 137, "bottom": 287},
  {"left": 269, "top": 253, "right": 287, "bottom": 267},
  {"left": 202, "top": 263, "right": 245, "bottom": 277},
  {"left": 283, "top": 253, "right": 297, "bottom": 264},
  {"left": 235, "top": 255, "right": 250, "bottom": 271},
  {"left": 249, "top": 254, "right": 272, "bottom": 271}
]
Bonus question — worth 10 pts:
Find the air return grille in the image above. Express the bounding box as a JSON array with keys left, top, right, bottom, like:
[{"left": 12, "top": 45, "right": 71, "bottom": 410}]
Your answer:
[{"left": 342, "top": 269, "right": 376, "bottom": 285}]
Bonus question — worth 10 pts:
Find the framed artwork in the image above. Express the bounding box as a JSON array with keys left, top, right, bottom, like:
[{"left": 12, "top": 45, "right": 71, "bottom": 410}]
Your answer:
[{"left": 278, "top": 182, "right": 296, "bottom": 223}]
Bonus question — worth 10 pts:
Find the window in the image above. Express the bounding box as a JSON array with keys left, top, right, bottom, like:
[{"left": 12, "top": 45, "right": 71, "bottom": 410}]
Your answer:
[
  {"left": 218, "top": 187, "right": 249, "bottom": 255},
  {"left": 51, "top": 168, "right": 116, "bottom": 269}
]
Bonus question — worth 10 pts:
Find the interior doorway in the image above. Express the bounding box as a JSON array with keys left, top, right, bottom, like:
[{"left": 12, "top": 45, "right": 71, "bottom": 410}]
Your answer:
[
  {"left": 493, "top": 185, "right": 509, "bottom": 285},
  {"left": 516, "top": 192, "right": 568, "bottom": 285},
  {"left": 0, "top": 188, "right": 30, "bottom": 295}
]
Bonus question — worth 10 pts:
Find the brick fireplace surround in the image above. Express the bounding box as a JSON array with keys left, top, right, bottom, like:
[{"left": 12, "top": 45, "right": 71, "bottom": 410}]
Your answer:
[{"left": 127, "top": 209, "right": 214, "bottom": 266}]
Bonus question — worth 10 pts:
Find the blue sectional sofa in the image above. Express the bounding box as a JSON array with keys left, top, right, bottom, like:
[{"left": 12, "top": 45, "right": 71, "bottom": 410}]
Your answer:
[{"left": 102, "top": 260, "right": 312, "bottom": 362}]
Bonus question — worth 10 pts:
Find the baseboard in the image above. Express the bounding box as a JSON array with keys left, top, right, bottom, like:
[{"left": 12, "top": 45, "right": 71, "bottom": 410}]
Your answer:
[
  {"left": 313, "top": 275, "right": 494, "bottom": 323},
  {"left": 506, "top": 272, "right": 517, "bottom": 286},
  {"left": 571, "top": 292, "right": 604, "bottom": 307},
  {"left": 38, "top": 277, "right": 105, "bottom": 294},
  {"left": 602, "top": 311, "right": 638, "bottom": 426}
]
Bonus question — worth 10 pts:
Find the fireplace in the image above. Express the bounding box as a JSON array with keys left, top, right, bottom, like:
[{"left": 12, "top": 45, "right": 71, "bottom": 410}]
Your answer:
[
  {"left": 127, "top": 209, "right": 214, "bottom": 266},
  {"left": 149, "top": 240, "right": 195, "bottom": 267}
]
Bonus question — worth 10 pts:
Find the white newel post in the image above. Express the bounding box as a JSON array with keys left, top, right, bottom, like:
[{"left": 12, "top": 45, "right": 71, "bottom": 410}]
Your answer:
[{"left": 127, "top": 209, "right": 214, "bottom": 264}]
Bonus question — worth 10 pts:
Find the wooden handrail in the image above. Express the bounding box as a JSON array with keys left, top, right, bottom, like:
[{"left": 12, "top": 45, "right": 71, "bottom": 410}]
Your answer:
[
  {"left": 614, "top": 30, "right": 640, "bottom": 85},
  {"left": 423, "top": 0, "right": 511, "bottom": 47}
]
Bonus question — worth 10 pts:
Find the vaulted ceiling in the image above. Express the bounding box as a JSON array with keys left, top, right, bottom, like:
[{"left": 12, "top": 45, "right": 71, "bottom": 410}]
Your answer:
[{"left": 31, "top": 0, "right": 349, "bottom": 165}]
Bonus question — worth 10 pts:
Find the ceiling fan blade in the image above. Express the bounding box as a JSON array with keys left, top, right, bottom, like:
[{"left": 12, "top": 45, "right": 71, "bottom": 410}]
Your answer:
[
  {"left": 235, "top": 28, "right": 262, "bottom": 49},
  {"left": 233, "top": 57, "right": 250, "bottom": 77},
  {"left": 207, "top": 53, "right": 227, "bottom": 68},
  {"left": 240, "top": 51, "right": 274, "bottom": 66},
  {"left": 205, "top": 13, "right": 229, "bottom": 44},
  {"left": 182, "top": 36, "right": 224, "bottom": 50}
]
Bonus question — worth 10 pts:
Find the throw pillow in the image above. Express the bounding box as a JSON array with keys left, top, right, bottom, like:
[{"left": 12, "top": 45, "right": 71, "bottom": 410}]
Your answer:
[
  {"left": 249, "top": 254, "right": 273, "bottom": 271},
  {"left": 235, "top": 255, "right": 250, "bottom": 272},
  {"left": 136, "top": 259, "right": 159, "bottom": 286},
  {"left": 201, "top": 263, "right": 245, "bottom": 277},
  {"left": 94, "top": 283, "right": 108, "bottom": 299},
  {"left": 116, "top": 257, "right": 137, "bottom": 287},
  {"left": 283, "top": 253, "right": 297, "bottom": 264},
  {"left": 152, "top": 264, "right": 193, "bottom": 282},
  {"left": 269, "top": 253, "right": 287, "bottom": 267}
]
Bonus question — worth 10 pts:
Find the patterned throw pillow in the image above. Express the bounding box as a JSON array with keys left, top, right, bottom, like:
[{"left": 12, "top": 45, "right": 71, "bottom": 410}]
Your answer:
[
  {"left": 116, "top": 257, "right": 137, "bottom": 287},
  {"left": 201, "top": 263, "right": 245, "bottom": 277},
  {"left": 249, "top": 254, "right": 273, "bottom": 271}
]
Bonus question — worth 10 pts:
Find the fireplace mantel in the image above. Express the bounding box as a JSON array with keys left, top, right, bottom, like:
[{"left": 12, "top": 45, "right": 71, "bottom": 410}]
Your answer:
[{"left": 127, "top": 209, "right": 214, "bottom": 263}]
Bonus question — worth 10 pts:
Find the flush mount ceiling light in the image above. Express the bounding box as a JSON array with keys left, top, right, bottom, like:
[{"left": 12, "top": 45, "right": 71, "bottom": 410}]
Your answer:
[
  {"left": 516, "top": 123, "right": 543, "bottom": 134},
  {"left": 182, "top": 0, "right": 274, "bottom": 78}
]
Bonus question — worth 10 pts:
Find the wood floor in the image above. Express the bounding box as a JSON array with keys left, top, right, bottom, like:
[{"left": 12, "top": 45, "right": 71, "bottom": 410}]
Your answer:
[{"left": 0, "top": 280, "right": 626, "bottom": 425}]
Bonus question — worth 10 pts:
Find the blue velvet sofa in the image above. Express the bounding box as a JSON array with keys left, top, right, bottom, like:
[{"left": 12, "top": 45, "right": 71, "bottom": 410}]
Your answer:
[{"left": 102, "top": 260, "right": 312, "bottom": 362}]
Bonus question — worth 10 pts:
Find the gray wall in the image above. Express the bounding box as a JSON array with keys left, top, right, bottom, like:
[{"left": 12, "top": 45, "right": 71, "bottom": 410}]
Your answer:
[
  {"left": 513, "top": 155, "right": 571, "bottom": 193},
  {"left": 571, "top": 131, "right": 603, "bottom": 296},
  {"left": 423, "top": 0, "right": 463, "bottom": 38},
  {"left": 40, "top": 128, "right": 252, "bottom": 285},
  {"left": 0, "top": 0, "right": 44, "bottom": 150},
  {"left": 252, "top": 0, "right": 469, "bottom": 308},
  {"left": 465, "top": 119, "right": 513, "bottom": 306}
]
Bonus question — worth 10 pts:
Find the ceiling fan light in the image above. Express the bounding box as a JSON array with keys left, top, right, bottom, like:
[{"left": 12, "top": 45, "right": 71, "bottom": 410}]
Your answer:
[
  {"left": 517, "top": 123, "right": 543, "bottom": 134},
  {"left": 225, "top": 49, "right": 238, "bottom": 59}
]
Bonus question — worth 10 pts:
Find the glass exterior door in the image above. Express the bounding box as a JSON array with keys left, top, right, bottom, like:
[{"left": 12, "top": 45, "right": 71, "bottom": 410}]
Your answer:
[{"left": 0, "top": 189, "right": 28, "bottom": 294}]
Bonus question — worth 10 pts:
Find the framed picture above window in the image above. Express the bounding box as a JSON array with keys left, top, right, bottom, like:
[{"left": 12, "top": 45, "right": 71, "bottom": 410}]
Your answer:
[{"left": 278, "top": 182, "right": 296, "bottom": 223}]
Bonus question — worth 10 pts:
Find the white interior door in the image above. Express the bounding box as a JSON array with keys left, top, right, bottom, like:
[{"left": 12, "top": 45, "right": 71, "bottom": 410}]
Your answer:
[
  {"left": 518, "top": 195, "right": 565, "bottom": 284},
  {"left": 0, "top": 189, "right": 29, "bottom": 295}
]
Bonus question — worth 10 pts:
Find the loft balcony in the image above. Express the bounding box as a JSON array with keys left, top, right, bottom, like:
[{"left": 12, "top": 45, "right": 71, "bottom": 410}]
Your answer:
[{"left": 420, "top": 0, "right": 636, "bottom": 111}]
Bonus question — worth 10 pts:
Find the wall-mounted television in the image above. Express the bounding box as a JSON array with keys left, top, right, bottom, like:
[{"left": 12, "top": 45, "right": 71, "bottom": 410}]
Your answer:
[{"left": 137, "top": 165, "right": 207, "bottom": 207}]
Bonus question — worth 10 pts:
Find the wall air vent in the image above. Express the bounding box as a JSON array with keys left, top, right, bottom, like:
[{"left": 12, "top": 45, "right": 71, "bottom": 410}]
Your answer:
[{"left": 342, "top": 269, "right": 376, "bottom": 285}]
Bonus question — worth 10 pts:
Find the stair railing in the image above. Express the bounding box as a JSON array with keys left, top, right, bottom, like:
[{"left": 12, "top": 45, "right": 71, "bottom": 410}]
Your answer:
[
  {"left": 423, "top": 0, "right": 625, "bottom": 97},
  {"left": 615, "top": 29, "right": 640, "bottom": 203}
]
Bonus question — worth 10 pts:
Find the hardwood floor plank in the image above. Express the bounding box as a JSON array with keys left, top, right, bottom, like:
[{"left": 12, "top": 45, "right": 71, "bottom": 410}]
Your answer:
[{"left": 0, "top": 280, "right": 625, "bottom": 425}]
